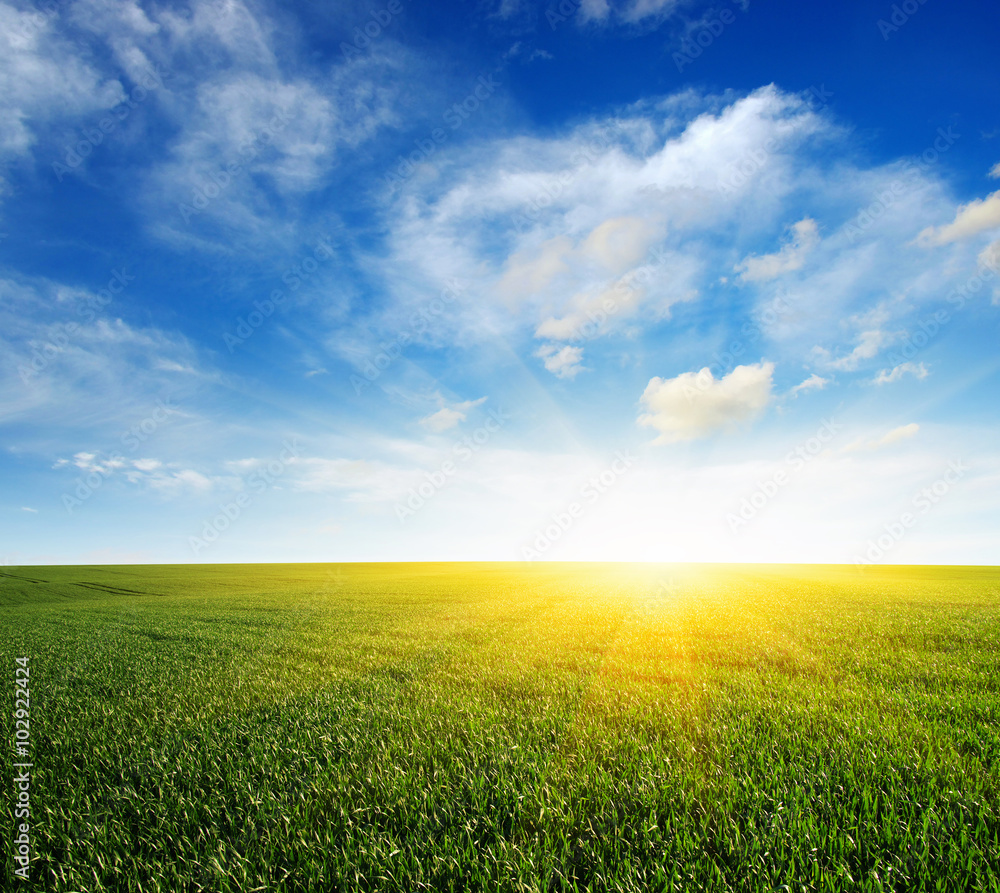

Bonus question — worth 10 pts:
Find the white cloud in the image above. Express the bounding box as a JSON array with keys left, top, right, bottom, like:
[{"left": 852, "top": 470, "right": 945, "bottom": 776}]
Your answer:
[
  {"left": 497, "top": 235, "right": 574, "bottom": 302},
  {"left": 0, "top": 275, "right": 207, "bottom": 431},
  {"left": 814, "top": 328, "right": 889, "bottom": 372},
  {"left": 144, "top": 467, "right": 214, "bottom": 493},
  {"left": 373, "top": 82, "right": 983, "bottom": 394},
  {"left": 419, "top": 396, "right": 487, "bottom": 432},
  {"left": 536, "top": 344, "right": 586, "bottom": 379},
  {"left": 917, "top": 189, "right": 1000, "bottom": 246},
  {"left": 577, "top": 0, "right": 679, "bottom": 26},
  {"left": 374, "top": 84, "right": 837, "bottom": 361},
  {"left": 533, "top": 254, "right": 682, "bottom": 341},
  {"left": 578, "top": 0, "right": 612, "bottom": 22},
  {"left": 144, "top": 67, "right": 385, "bottom": 246},
  {"left": 788, "top": 373, "right": 828, "bottom": 396},
  {"left": 53, "top": 451, "right": 215, "bottom": 495},
  {"left": 154, "top": 0, "right": 278, "bottom": 69},
  {"left": 46, "top": 0, "right": 412, "bottom": 249},
  {"left": 638, "top": 361, "right": 774, "bottom": 444},
  {"left": 735, "top": 217, "right": 819, "bottom": 283},
  {"left": 579, "top": 216, "right": 660, "bottom": 272},
  {"left": 872, "top": 361, "right": 928, "bottom": 385},
  {"left": 497, "top": 216, "right": 660, "bottom": 304},
  {"left": 0, "top": 0, "right": 124, "bottom": 161}
]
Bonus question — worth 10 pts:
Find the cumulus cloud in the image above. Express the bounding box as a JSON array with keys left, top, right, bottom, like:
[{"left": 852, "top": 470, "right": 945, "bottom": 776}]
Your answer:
[
  {"left": 536, "top": 344, "right": 586, "bottom": 379},
  {"left": 917, "top": 189, "right": 1000, "bottom": 246},
  {"left": 735, "top": 217, "right": 819, "bottom": 283},
  {"left": 638, "top": 361, "right": 774, "bottom": 443},
  {"left": 872, "top": 361, "right": 928, "bottom": 385},
  {"left": 419, "top": 396, "right": 487, "bottom": 432}
]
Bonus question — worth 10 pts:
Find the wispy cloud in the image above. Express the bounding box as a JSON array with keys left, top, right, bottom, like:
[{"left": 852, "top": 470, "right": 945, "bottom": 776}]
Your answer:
[
  {"left": 872, "top": 361, "right": 929, "bottom": 385},
  {"left": 420, "top": 396, "right": 487, "bottom": 432},
  {"left": 735, "top": 217, "right": 819, "bottom": 283},
  {"left": 788, "top": 373, "right": 829, "bottom": 397}
]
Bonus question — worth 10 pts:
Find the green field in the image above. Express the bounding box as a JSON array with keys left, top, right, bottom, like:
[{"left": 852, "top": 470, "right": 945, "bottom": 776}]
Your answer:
[{"left": 2, "top": 563, "right": 999, "bottom": 892}]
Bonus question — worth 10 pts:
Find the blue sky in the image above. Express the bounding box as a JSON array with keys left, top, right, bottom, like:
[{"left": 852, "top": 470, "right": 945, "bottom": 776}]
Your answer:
[{"left": 1, "top": 0, "right": 998, "bottom": 565}]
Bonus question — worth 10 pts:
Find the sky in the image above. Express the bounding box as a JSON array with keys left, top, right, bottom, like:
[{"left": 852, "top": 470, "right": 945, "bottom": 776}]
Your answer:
[{"left": 1, "top": 0, "right": 998, "bottom": 566}]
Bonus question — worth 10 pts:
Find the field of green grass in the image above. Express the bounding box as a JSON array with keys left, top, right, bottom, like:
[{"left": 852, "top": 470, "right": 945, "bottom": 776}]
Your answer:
[{"left": 1, "top": 562, "right": 998, "bottom": 892}]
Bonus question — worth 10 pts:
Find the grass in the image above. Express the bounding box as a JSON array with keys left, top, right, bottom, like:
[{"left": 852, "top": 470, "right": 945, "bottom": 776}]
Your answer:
[{"left": 1, "top": 562, "right": 998, "bottom": 892}]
